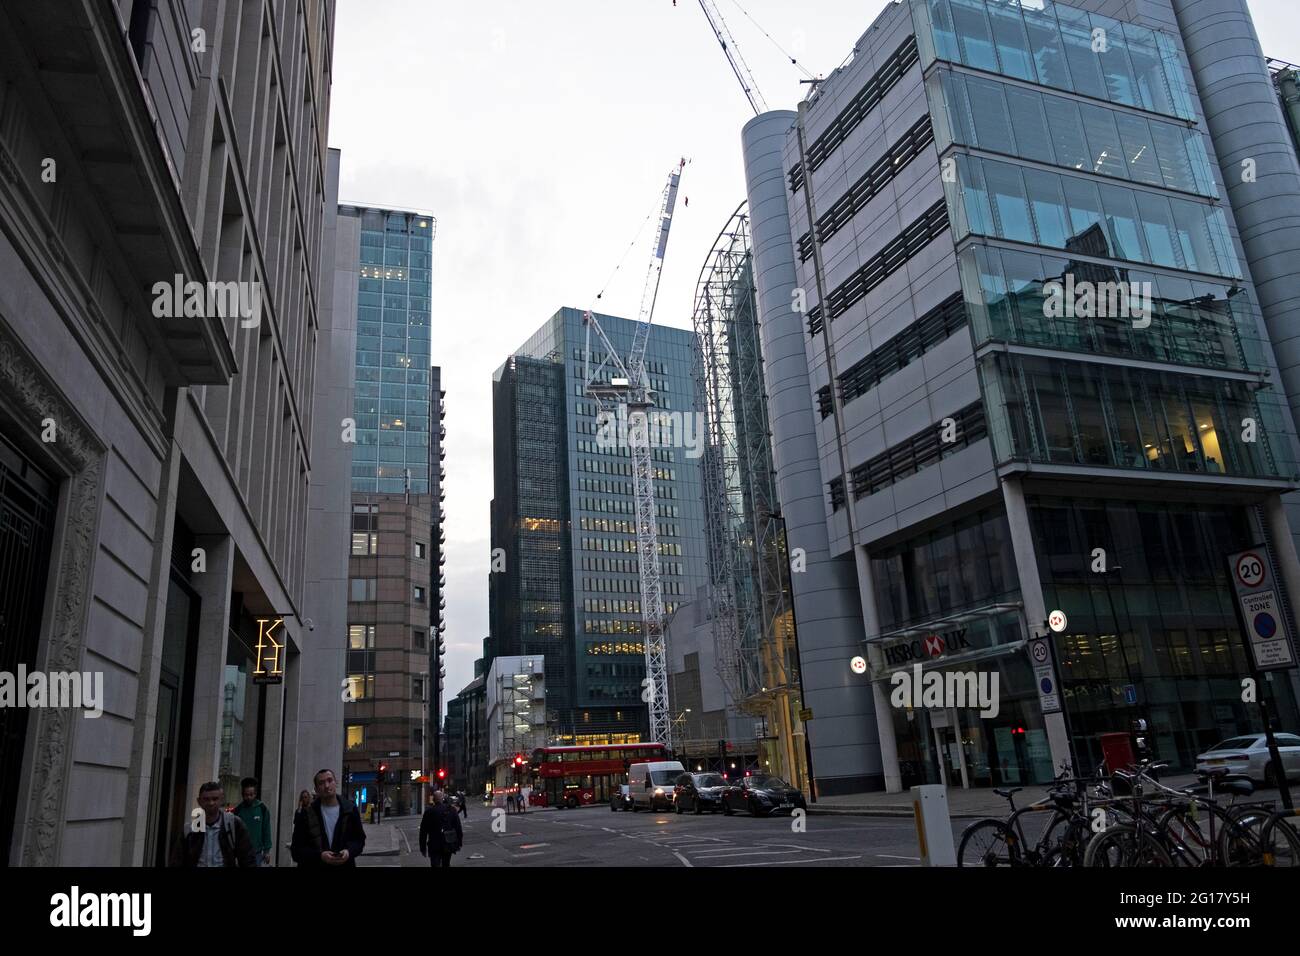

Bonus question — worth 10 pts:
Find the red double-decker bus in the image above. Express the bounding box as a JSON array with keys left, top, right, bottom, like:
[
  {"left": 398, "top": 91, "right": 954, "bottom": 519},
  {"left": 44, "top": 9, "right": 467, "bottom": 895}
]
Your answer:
[{"left": 531, "top": 743, "right": 668, "bottom": 808}]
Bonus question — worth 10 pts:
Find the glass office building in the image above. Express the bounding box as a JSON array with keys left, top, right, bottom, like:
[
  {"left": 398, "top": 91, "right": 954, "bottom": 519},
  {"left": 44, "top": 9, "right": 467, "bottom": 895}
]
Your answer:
[
  {"left": 345, "top": 206, "right": 436, "bottom": 493},
  {"left": 743, "top": 0, "right": 1300, "bottom": 793},
  {"left": 491, "top": 308, "right": 709, "bottom": 743}
]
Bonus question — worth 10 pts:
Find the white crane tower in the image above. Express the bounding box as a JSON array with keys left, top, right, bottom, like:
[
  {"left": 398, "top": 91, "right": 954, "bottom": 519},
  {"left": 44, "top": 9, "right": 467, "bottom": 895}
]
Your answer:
[{"left": 582, "top": 159, "right": 685, "bottom": 750}]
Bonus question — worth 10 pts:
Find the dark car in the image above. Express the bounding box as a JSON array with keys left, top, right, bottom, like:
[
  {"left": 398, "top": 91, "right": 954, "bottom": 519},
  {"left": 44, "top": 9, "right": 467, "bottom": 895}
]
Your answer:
[
  {"left": 673, "top": 772, "right": 728, "bottom": 814},
  {"left": 610, "top": 783, "right": 633, "bottom": 811},
  {"left": 721, "top": 774, "right": 806, "bottom": 817}
]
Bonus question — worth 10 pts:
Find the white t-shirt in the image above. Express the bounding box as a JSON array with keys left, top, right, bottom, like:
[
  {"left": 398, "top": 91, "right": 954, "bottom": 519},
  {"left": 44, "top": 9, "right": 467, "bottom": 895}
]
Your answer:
[{"left": 321, "top": 803, "right": 341, "bottom": 847}]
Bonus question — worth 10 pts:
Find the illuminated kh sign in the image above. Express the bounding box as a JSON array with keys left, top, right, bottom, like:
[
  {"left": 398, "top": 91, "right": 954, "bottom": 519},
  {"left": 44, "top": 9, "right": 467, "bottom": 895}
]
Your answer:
[{"left": 253, "top": 617, "right": 285, "bottom": 684}]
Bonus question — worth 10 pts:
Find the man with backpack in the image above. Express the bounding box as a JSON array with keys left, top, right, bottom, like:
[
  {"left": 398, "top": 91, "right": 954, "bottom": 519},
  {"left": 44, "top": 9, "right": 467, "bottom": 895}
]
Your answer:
[
  {"left": 171, "top": 781, "right": 257, "bottom": 867},
  {"left": 234, "top": 776, "right": 274, "bottom": 866},
  {"left": 419, "top": 790, "right": 463, "bottom": 867},
  {"left": 290, "top": 768, "right": 366, "bottom": 867}
]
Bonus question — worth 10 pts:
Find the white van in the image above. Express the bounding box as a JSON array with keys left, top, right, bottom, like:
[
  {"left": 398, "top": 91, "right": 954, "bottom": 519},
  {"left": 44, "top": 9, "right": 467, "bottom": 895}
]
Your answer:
[{"left": 628, "top": 760, "right": 686, "bottom": 812}]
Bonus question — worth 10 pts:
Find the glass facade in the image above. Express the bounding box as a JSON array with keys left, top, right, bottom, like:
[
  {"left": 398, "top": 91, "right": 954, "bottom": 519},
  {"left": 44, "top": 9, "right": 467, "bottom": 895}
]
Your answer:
[
  {"left": 957, "top": 245, "right": 1255, "bottom": 370},
  {"left": 911, "top": 0, "right": 1195, "bottom": 120},
  {"left": 942, "top": 153, "right": 1240, "bottom": 278},
  {"left": 979, "top": 352, "right": 1277, "bottom": 477},
  {"left": 871, "top": 507, "right": 1021, "bottom": 630},
  {"left": 1029, "top": 496, "right": 1300, "bottom": 772},
  {"left": 928, "top": 69, "right": 1218, "bottom": 198},
  {"left": 347, "top": 207, "right": 435, "bottom": 493}
]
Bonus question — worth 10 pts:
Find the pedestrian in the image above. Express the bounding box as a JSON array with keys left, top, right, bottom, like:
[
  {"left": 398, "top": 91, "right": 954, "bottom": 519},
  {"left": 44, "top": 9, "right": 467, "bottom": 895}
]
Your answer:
[
  {"left": 295, "top": 789, "right": 312, "bottom": 822},
  {"left": 290, "top": 768, "right": 366, "bottom": 867},
  {"left": 170, "top": 781, "right": 256, "bottom": 867},
  {"left": 457, "top": 789, "right": 468, "bottom": 819},
  {"left": 419, "top": 790, "right": 463, "bottom": 867},
  {"left": 233, "top": 776, "right": 274, "bottom": 866}
]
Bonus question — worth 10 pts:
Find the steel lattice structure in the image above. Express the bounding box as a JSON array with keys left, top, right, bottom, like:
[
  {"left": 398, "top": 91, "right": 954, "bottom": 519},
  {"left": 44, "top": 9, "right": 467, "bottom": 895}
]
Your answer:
[{"left": 691, "top": 202, "right": 798, "bottom": 716}]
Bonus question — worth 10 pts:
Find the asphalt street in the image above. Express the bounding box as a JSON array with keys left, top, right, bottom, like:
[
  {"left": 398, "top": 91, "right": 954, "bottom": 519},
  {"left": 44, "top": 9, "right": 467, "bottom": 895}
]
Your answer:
[{"left": 361, "top": 804, "right": 969, "bottom": 867}]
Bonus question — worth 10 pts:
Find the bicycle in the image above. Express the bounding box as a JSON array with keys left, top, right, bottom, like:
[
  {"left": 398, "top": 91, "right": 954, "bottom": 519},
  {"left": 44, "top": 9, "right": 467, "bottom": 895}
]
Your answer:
[{"left": 958, "top": 767, "right": 1114, "bottom": 867}]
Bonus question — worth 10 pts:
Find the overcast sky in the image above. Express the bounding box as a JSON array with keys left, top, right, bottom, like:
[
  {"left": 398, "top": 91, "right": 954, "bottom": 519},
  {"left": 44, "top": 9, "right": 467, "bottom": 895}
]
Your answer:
[{"left": 329, "top": 0, "right": 1300, "bottom": 716}]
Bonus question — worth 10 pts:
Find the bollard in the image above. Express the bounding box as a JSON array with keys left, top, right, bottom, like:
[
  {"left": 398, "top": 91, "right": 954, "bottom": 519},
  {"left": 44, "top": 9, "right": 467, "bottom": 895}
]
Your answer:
[{"left": 912, "top": 784, "right": 956, "bottom": 867}]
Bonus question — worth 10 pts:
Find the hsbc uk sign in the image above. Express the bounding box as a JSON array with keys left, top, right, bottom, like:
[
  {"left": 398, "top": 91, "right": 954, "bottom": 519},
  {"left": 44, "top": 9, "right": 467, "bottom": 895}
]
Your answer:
[{"left": 882, "top": 628, "right": 971, "bottom": 668}]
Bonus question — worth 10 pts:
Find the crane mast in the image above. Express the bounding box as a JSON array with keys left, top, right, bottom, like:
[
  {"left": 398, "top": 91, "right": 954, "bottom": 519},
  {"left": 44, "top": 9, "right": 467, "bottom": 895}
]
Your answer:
[{"left": 582, "top": 160, "right": 685, "bottom": 749}]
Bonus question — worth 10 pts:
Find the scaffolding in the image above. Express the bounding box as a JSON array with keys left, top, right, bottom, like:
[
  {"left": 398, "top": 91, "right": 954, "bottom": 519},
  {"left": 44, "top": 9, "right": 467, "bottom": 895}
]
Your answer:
[{"left": 691, "top": 202, "right": 807, "bottom": 788}]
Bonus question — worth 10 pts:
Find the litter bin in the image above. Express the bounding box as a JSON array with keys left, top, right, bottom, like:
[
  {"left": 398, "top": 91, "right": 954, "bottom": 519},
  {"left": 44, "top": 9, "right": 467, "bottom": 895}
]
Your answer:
[{"left": 1100, "top": 732, "right": 1134, "bottom": 773}]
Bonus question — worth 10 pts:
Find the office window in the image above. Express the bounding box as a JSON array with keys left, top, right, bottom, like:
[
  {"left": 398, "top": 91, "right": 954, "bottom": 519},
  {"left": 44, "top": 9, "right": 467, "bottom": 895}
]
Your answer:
[
  {"left": 950, "top": 0, "right": 999, "bottom": 72},
  {"left": 414, "top": 541, "right": 426, "bottom": 559},
  {"left": 350, "top": 578, "right": 377, "bottom": 602},
  {"left": 984, "top": 161, "right": 1034, "bottom": 242},
  {"left": 346, "top": 725, "right": 365, "bottom": 750},
  {"left": 413, "top": 678, "right": 424, "bottom": 701},
  {"left": 1055, "top": 5, "right": 1107, "bottom": 100},
  {"left": 414, "top": 585, "right": 426, "bottom": 603},
  {"left": 1113, "top": 112, "right": 1161, "bottom": 187},
  {"left": 345, "top": 676, "right": 374, "bottom": 701},
  {"left": 967, "top": 75, "right": 1014, "bottom": 148},
  {"left": 1097, "top": 183, "right": 1149, "bottom": 262},
  {"left": 1092, "top": 13, "right": 1139, "bottom": 107},
  {"left": 1023, "top": 168, "right": 1070, "bottom": 249},
  {"left": 1042, "top": 95, "right": 1088, "bottom": 171},
  {"left": 348, "top": 625, "right": 376, "bottom": 649},
  {"left": 1004, "top": 86, "right": 1054, "bottom": 164},
  {"left": 1121, "top": 21, "right": 1175, "bottom": 116},
  {"left": 1134, "top": 192, "right": 1183, "bottom": 269},
  {"left": 986, "top": 0, "right": 1036, "bottom": 81},
  {"left": 1022, "top": 1, "right": 1073, "bottom": 91},
  {"left": 414, "top": 627, "right": 425, "bottom": 649},
  {"left": 1079, "top": 104, "right": 1127, "bottom": 179}
]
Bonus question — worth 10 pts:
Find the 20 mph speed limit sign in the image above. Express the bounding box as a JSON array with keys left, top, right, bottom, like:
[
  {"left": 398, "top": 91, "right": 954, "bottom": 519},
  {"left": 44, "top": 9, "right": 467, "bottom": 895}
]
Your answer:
[{"left": 1234, "top": 552, "right": 1267, "bottom": 590}]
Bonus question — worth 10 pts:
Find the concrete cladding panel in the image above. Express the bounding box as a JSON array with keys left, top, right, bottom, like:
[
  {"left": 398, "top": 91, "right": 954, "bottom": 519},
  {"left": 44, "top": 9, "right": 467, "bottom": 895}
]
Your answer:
[{"left": 742, "top": 110, "right": 883, "bottom": 793}]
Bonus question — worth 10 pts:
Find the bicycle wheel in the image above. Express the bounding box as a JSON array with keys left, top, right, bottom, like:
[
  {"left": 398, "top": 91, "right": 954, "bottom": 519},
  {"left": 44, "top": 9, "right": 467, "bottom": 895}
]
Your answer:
[
  {"left": 1041, "top": 820, "right": 1090, "bottom": 867},
  {"left": 1084, "top": 824, "right": 1175, "bottom": 867},
  {"left": 1219, "top": 808, "right": 1270, "bottom": 868},
  {"left": 1259, "top": 814, "right": 1300, "bottom": 867},
  {"left": 958, "top": 819, "right": 1021, "bottom": 867}
]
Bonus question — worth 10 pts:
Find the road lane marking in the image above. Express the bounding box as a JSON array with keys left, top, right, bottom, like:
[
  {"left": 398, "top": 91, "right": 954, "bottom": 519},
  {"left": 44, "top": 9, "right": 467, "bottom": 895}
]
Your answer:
[
  {"left": 875, "top": 853, "right": 920, "bottom": 860},
  {"left": 689, "top": 848, "right": 804, "bottom": 859},
  {"left": 672, "top": 851, "right": 693, "bottom": 867},
  {"left": 723, "top": 855, "right": 863, "bottom": 867},
  {"left": 519, "top": 843, "right": 551, "bottom": 849}
]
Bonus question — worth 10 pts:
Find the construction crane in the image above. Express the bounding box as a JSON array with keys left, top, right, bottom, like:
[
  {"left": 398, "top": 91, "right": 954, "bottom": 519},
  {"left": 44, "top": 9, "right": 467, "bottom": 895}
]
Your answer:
[
  {"left": 696, "top": 0, "right": 768, "bottom": 115},
  {"left": 582, "top": 159, "right": 686, "bottom": 749}
]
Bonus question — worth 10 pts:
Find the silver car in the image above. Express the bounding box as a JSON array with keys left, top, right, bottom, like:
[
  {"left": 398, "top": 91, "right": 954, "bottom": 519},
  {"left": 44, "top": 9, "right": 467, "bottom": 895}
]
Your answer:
[{"left": 1195, "top": 733, "right": 1300, "bottom": 786}]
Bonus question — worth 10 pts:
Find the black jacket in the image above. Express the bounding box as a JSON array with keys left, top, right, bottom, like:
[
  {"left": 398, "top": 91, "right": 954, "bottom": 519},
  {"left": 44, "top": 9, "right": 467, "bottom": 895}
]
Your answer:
[
  {"left": 171, "top": 811, "right": 257, "bottom": 867},
  {"left": 419, "top": 803, "right": 463, "bottom": 856},
  {"left": 290, "top": 797, "right": 366, "bottom": 867}
]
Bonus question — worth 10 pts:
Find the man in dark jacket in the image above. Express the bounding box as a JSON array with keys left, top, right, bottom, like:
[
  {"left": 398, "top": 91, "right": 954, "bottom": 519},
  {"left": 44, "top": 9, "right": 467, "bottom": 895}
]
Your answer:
[
  {"left": 172, "top": 781, "right": 257, "bottom": 867},
  {"left": 291, "top": 768, "right": 366, "bottom": 867},
  {"left": 419, "top": 791, "right": 463, "bottom": 867}
]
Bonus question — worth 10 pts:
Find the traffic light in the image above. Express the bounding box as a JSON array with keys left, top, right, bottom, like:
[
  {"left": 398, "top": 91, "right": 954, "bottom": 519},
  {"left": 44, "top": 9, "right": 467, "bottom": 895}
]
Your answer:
[
  {"left": 437, "top": 768, "right": 447, "bottom": 783},
  {"left": 513, "top": 753, "right": 523, "bottom": 767},
  {"left": 378, "top": 762, "right": 388, "bottom": 781}
]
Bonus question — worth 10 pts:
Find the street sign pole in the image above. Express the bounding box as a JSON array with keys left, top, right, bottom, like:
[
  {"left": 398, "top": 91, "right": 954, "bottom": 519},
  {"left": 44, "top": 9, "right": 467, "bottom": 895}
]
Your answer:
[{"left": 1225, "top": 547, "right": 1296, "bottom": 809}]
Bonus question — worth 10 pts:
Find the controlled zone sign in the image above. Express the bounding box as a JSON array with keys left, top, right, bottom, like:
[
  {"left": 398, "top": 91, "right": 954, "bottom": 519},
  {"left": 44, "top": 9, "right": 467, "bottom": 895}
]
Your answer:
[{"left": 1226, "top": 547, "right": 1296, "bottom": 671}]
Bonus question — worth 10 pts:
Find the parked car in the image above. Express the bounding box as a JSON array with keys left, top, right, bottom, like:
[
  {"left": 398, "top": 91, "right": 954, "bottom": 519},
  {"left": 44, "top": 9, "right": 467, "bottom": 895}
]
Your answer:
[
  {"left": 673, "top": 772, "right": 728, "bottom": 814},
  {"left": 1195, "top": 733, "right": 1300, "bottom": 786},
  {"left": 721, "top": 773, "right": 807, "bottom": 817},
  {"left": 628, "top": 760, "right": 686, "bottom": 811},
  {"left": 610, "top": 783, "right": 633, "bottom": 811}
]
